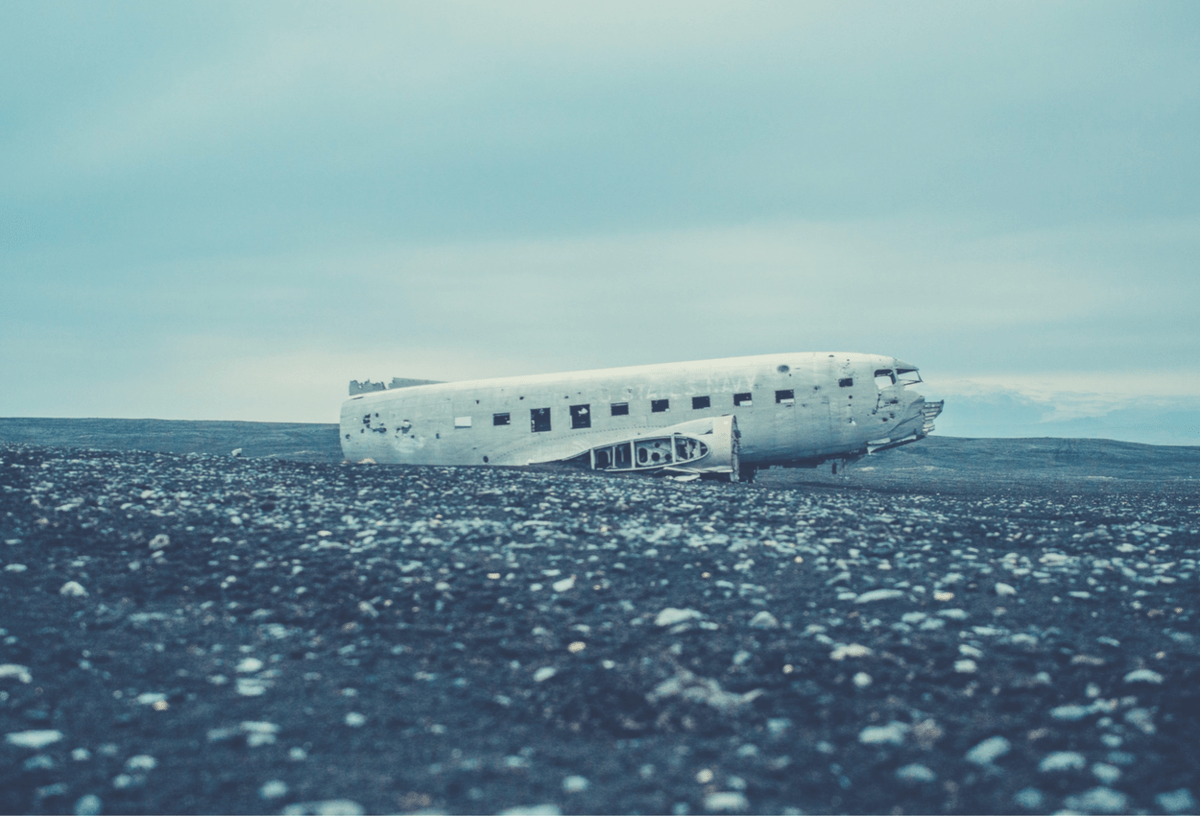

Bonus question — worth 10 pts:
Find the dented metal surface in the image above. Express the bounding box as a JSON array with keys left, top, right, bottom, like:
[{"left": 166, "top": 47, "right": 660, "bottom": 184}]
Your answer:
[{"left": 340, "top": 352, "right": 941, "bottom": 479}]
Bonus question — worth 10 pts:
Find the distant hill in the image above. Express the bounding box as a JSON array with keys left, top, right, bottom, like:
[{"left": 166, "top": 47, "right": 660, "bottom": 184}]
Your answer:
[
  {"left": 1, "top": 418, "right": 1196, "bottom": 491},
  {"left": 761, "top": 435, "right": 1200, "bottom": 494},
  {"left": 0, "top": 418, "right": 342, "bottom": 462}
]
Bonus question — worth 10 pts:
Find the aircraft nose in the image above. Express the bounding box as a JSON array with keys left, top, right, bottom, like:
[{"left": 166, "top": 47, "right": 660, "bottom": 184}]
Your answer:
[{"left": 890, "top": 393, "right": 930, "bottom": 438}]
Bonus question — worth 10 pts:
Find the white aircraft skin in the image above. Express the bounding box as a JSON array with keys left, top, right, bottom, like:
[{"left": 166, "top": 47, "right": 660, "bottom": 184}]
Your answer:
[{"left": 340, "top": 352, "right": 941, "bottom": 480}]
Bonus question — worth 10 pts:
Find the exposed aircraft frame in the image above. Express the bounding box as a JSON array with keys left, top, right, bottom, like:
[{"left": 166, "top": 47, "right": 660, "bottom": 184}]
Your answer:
[{"left": 340, "top": 352, "right": 942, "bottom": 481}]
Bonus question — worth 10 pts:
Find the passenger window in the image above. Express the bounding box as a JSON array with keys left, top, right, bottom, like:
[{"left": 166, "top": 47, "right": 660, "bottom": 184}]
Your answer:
[
  {"left": 493, "top": 413, "right": 510, "bottom": 426},
  {"left": 838, "top": 377, "right": 854, "bottom": 388},
  {"left": 570, "top": 404, "right": 591, "bottom": 429},
  {"left": 734, "top": 392, "right": 753, "bottom": 407},
  {"left": 775, "top": 389, "right": 794, "bottom": 404},
  {"left": 692, "top": 396, "right": 710, "bottom": 410},
  {"left": 611, "top": 402, "right": 629, "bottom": 416},
  {"left": 530, "top": 408, "right": 551, "bottom": 433},
  {"left": 651, "top": 399, "right": 670, "bottom": 413}
]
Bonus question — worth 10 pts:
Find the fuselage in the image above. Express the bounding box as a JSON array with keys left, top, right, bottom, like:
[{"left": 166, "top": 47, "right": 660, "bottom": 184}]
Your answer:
[{"left": 339, "top": 352, "right": 939, "bottom": 472}]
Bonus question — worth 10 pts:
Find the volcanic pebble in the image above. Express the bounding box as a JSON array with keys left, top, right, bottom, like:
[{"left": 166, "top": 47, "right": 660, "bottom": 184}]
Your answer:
[{"left": 0, "top": 442, "right": 1197, "bottom": 814}]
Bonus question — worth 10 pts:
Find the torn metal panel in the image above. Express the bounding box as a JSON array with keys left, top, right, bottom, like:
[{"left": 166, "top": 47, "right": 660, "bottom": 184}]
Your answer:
[
  {"left": 348, "top": 378, "right": 444, "bottom": 396},
  {"left": 559, "top": 415, "right": 739, "bottom": 479}
]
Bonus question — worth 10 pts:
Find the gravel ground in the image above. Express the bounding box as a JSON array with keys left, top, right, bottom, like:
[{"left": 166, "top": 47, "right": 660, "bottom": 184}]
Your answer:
[{"left": 2, "top": 442, "right": 1198, "bottom": 815}]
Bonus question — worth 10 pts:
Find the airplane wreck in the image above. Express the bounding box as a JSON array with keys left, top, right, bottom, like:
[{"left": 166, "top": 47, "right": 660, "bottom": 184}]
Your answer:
[{"left": 341, "top": 352, "right": 942, "bottom": 482}]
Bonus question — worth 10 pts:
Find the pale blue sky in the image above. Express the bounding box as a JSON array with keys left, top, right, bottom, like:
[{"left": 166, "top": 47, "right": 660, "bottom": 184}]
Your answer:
[{"left": 3, "top": 1, "right": 1198, "bottom": 443}]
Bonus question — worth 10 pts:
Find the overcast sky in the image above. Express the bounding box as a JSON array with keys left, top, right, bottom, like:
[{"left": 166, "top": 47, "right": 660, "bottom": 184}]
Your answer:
[{"left": 3, "top": 1, "right": 1198, "bottom": 443}]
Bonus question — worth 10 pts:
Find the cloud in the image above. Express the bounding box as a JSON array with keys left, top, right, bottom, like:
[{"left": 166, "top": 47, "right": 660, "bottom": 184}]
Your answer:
[{"left": 1, "top": 2, "right": 1197, "bottom": 443}]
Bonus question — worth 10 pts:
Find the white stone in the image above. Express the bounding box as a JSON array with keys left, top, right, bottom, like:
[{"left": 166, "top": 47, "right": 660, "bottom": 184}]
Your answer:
[
  {"left": 73, "top": 794, "right": 102, "bottom": 816},
  {"left": 0, "top": 664, "right": 32, "bottom": 683},
  {"left": 148, "top": 534, "right": 170, "bottom": 550},
  {"left": 852, "top": 672, "right": 872, "bottom": 688},
  {"left": 236, "top": 657, "right": 264, "bottom": 673},
  {"left": 260, "top": 780, "right": 289, "bottom": 799},
  {"left": 854, "top": 589, "right": 903, "bottom": 603},
  {"left": 655, "top": 608, "right": 703, "bottom": 627},
  {"left": 1064, "top": 787, "right": 1128, "bottom": 814},
  {"left": 496, "top": 807, "right": 561, "bottom": 816},
  {"left": 895, "top": 763, "right": 936, "bottom": 783},
  {"left": 344, "top": 712, "right": 366, "bottom": 727},
  {"left": 236, "top": 678, "right": 266, "bottom": 696},
  {"left": 994, "top": 582, "right": 1017, "bottom": 596},
  {"left": 748, "top": 611, "right": 779, "bottom": 629},
  {"left": 1012, "top": 788, "right": 1044, "bottom": 810},
  {"left": 241, "top": 721, "right": 279, "bottom": 746},
  {"left": 562, "top": 775, "right": 589, "bottom": 792},
  {"left": 552, "top": 576, "right": 576, "bottom": 593},
  {"left": 1091, "top": 763, "right": 1121, "bottom": 785},
  {"left": 136, "top": 692, "right": 166, "bottom": 705},
  {"left": 1123, "top": 668, "right": 1163, "bottom": 684},
  {"left": 5, "top": 564, "right": 27, "bottom": 572},
  {"left": 282, "top": 801, "right": 366, "bottom": 816},
  {"left": 830, "top": 643, "right": 872, "bottom": 660},
  {"left": 5, "top": 730, "right": 63, "bottom": 749},
  {"left": 60, "top": 581, "right": 88, "bottom": 597},
  {"left": 125, "top": 754, "right": 157, "bottom": 771},
  {"left": 965, "top": 736, "right": 1011, "bottom": 766},
  {"left": 1038, "top": 751, "right": 1086, "bottom": 772},
  {"left": 858, "top": 721, "right": 908, "bottom": 746},
  {"left": 241, "top": 721, "right": 279, "bottom": 734},
  {"left": 1050, "top": 704, "right": 1090, "bottom": 722},
  {"left": 1156, "top": 789, "right": 1197, "bottom": 814},
  {"left": 533, "top": 667, "right": 557, "bottom": 682},
  {"left": 704, "top": 792, "right": 750, "bottom": 812},
  {"left": 954, "top": 659, "right": 977, "bottom": 673},
  {"left": 646, "top": 668, "right": 763, "bottom": 714},
  {"left": 1124, "top": 707, "right": 1156, "bottom": 734}
]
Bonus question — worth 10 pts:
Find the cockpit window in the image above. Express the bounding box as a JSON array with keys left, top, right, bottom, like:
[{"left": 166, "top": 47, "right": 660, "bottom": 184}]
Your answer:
[
  {"left": 896, "top": 368, "right": 922, "bottom": 386},
  {"left": 874, "top": 369, "right": 896, "bottom": 389}
]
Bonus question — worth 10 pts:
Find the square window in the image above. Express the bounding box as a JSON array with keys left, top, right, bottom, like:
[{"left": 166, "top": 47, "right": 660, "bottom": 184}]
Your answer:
[
  {"left": 530, "top": 408, "right": 551, "bottom": 433},
  {"left": 493, "top": 413, "right": 510, "bottom": 426},
  {"left": 734, "top": 392, "right": 753, "bottom": 407},
  {"left": 838, "top": 377, "right": 854, "bottom": 388},
  {"left": 692, "top": 395, "right": 710, "bottom": 410},
  {"left": 775, "top": 389, "right": 794, "bottom": 404},
  {"left": 611, "top": 402, "right": 629, "bottom": 416},
  {"left": 570, "top": 404, "right": 591, "bottom": 429},
  {"left": 651, "top": 399, "right": 670, "bottom": 413}
]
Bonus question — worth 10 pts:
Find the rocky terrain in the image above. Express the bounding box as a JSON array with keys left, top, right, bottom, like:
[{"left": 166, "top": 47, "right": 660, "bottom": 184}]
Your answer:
[
  {"left": 0, "top": 419, "right": 343, "bottom": 464},
  {"left": 1, "top": 430, "right": 1198, "bottom": 815}
]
